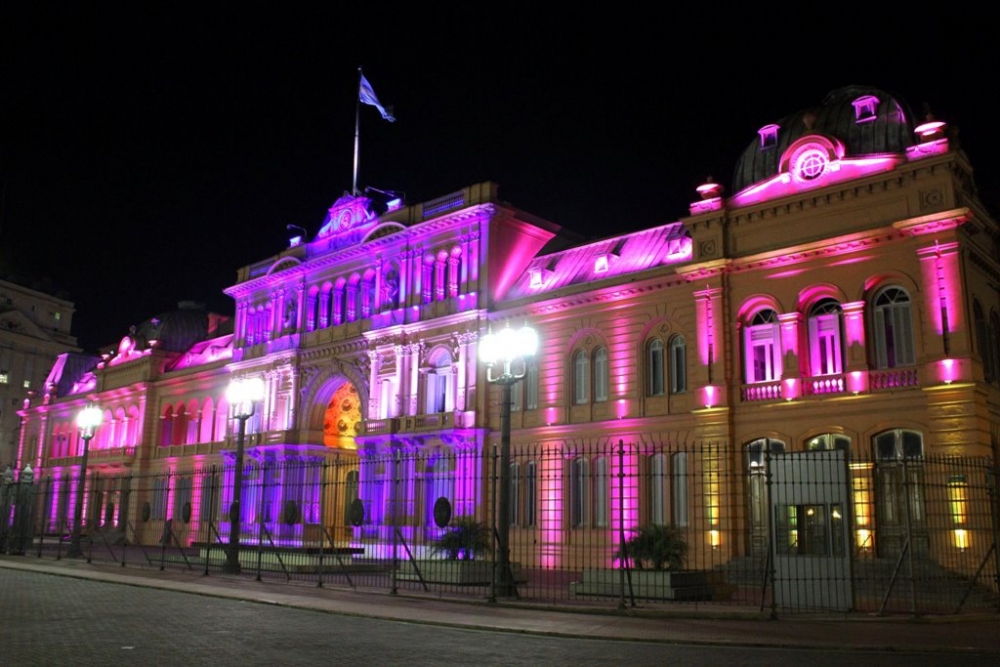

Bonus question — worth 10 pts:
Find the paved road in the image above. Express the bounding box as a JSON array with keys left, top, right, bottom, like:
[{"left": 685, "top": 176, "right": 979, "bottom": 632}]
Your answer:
[
  {"left": 3, "top": 569, "right": 999, "bottom": 667},
  {"left": 0, "top": 570, "right": 997, "bottom": 667}
]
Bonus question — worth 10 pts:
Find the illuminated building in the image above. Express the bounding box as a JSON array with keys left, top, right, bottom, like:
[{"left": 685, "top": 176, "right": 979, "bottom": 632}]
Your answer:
[{"left": 17, "top": 86, "right": 999, "bottom": 572}]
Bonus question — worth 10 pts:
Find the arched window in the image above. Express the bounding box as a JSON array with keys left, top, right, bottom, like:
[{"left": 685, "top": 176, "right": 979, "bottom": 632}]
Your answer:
[
  {"left": 573, "top": 350, "right": 589, "bottom": 405},
  {"left": 381, "top": 268, "right": 400, "bottom": 313},
  {"left": 669, "top": 336, "right": 687, "bottom": 393},
  {"left": 647, "top": 339, "right": 665, "bottom": 396},
  {"left": 806, "top": 433, "right": 851, "bottom": 452},
  {"left": 872, "top": 287, "right": 914, "bottom": 368},
  {"left": 332, "top": 280, "right": 346, "bottom": 326},
  {"left": 319, "top": 283, "right": 332, "bottom": 328},
  {"left": 744, "top": 309, "right": 782, "bottom": 383},
  {"left": 159, "top": 406, "right": 174, "bottom": 447},
  {"left": 808, "top": 298, "right": 844, "bottom": 376},
  {"left": 594, "top": 347, "right": 608, "bottom": 402},
  {"left": 874, "top": 429, "right": 923, "bottom": 461},
  {"left": 424, "top": 350, "right": 453, "bottom": 414},
  {"left": 305, "top": 285, "right": 319, "bottom": 331},
  {"left": 447, "top": 247, "right": 462, "bottom": 298}
]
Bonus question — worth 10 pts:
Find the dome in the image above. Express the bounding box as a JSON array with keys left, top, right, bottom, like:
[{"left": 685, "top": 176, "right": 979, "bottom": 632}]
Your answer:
[
  {"left": 132, "top": 300, "right": 211, "bottom": 352},
  {"left": 731, "top": 86, "right": 917, "bottom": 195}
]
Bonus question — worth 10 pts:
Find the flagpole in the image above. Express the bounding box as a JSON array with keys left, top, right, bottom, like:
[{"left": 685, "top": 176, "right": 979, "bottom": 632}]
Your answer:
[{"left": 352, "top": 67, "right": 362, "bottom": 196}]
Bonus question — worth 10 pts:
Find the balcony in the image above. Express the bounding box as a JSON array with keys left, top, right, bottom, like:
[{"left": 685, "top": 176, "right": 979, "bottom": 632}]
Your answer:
[
  {"left": 804, "top": 374, "right": 846, "bottom": 396},
  {"left": 360, "top": 418, "right": 401, "bottom": 436},
  {"left": 869, "top": 368, "right": 920, "bottom": 391},
  {"left": 741, "top": 381, "right": 783, "bottom": 402}
]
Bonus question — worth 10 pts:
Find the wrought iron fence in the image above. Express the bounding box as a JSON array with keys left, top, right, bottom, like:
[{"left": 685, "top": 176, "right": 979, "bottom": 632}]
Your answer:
[{"left": 3, "top": 443, "right": 998, "bottom": 616}]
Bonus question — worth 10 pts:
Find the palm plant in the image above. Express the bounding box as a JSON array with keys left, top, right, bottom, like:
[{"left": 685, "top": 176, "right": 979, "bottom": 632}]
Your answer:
[
  {"left": 430, "top": 516, "right": 493, "bottom": 560},
  {"left": 619, "top": 524, "right": 688, "bottom": 570}
]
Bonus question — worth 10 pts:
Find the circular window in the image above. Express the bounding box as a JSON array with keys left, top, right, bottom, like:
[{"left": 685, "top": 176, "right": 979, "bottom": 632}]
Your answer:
[{"left": 794, "top": 147, "right": 828, "bottom": 181}]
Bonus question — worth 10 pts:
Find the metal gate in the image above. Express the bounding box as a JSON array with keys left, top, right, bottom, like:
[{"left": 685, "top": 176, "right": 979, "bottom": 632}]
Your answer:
[{"left": 770, "top": 450, "right": 853, "bottom": 611}]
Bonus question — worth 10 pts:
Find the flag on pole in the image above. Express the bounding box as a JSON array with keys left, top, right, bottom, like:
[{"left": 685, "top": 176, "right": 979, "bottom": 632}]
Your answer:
[{"left": 359, "top": 73, "right": 396, "bottom": 122}]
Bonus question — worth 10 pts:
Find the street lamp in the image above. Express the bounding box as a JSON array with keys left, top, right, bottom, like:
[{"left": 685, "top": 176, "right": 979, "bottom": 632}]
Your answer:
[
  {"left": 224, "top": 376, "right": 265, "bottom": 574},
  {"left": 67, "top": 404, "right": 102, "bottom": 558},
  {"left": 479, "top": 322, "right": 538, "bottom": 597}
]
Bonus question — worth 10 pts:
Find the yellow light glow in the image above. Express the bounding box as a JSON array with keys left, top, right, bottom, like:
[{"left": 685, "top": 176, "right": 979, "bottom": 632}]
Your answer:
[{"left": 953, "top": 529, "right": 969, "bottom": 550}]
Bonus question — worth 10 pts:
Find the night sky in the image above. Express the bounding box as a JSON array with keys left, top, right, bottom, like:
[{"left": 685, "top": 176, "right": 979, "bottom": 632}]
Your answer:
[{"left": 4, "top": 4, "right": 998, "bottom": 354}]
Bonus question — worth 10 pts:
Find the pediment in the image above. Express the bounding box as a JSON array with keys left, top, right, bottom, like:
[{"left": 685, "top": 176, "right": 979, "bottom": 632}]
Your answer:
[{"left": 0, "top": 310, "right": 55, "bottom": 343}]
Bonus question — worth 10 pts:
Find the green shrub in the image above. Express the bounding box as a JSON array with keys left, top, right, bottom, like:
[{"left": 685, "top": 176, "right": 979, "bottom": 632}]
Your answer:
[
  {"left": 430, "top": 516, "right": 492, "bottom": 560},
  {"left": 619, "top": 524, "right": 688, "bottom": 570}
]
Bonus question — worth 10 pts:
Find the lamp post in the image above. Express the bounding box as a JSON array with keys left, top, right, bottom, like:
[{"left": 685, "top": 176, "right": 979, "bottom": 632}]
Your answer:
[
  {"left": 479, "top": 322, "right": 538, "bottom": 597},
  {"left": 224, "top": 376, "right": 265, "bottom": 574},
  {"left": 67, "top": 404, "right": 102, "bottom": 558}
]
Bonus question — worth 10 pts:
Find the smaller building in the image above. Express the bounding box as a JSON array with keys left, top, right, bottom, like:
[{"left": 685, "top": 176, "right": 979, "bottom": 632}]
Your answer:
[{"left": 0, "top": 277, "right": 78, "bottom": 467}]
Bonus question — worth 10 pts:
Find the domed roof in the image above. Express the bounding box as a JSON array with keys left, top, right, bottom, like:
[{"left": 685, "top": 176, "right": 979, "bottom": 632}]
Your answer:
[
  {"left": 731, "top": 86, "right": 917, "bottom": 195},
  {"left": 132, "top": 300, "right": 211, "bottom": 352}
]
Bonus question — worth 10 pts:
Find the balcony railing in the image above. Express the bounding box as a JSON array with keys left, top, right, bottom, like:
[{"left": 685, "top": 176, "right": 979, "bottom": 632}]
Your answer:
[
  {"left": 869, "top": 368, "right": 920, "bottom": 391},
  {"left": 805, "top": 374, "right": 846, "bottom": 396},
  {"left": 741, "top": 381, "right": 783, "bottom": 402}
]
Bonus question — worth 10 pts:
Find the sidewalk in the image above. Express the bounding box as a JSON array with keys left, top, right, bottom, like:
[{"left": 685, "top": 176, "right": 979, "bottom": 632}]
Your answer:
[{"left": 1, "top": 556, "right": 998, "bottom": 654}]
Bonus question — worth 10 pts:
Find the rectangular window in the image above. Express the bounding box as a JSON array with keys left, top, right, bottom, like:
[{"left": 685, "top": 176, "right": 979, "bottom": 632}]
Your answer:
[
  {"left": 151, "top": 478, "right": 168, "bottom": 520},
  {"left": 525, "top": 361, "right": 538, "bottom": 410},
  {"left": 570, "top": 458, "right": 587, "bottom": 527},
  {"left": 593, "top": 457, "right": 608, "bottom": 528},
  {"left": 509, "top": 463, "right": 520, "bottom": 526},
  {"left": 650, "top": 455, "right": 667, "bottom": 525},
  {"left": 175, "top": 477, "right": 193, "bottom": 522},
  {"left": 510, "top": 379, "right": 523, "bottom": 412},
  {"left": 525, "top": 462, "right": 536, "bottom": 527},
  {"left": 809, "top": 314, "right": 842, "bottom": 375},
  {"left": 746, "top": 325, "right": 781, "bottom": 382},
  {"left": 672, "top": 453, "right": 689, "bottom": 527}
]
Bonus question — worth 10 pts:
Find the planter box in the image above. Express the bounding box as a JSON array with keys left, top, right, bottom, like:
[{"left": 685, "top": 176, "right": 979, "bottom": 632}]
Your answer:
[
  {"left": 571, "top": 568, "right": 733, "bottom": 601},
  {"left": 397, "top": 560, "right": 521, "bottom": 585}
]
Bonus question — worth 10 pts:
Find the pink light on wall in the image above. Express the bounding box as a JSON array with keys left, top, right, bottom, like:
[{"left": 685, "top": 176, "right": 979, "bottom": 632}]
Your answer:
[
  {"left": 842, "top": 301, "right": 866, "bottom": 346},
  {"left": 616, "top": 399, "right": 627, "bottom": 419},
  {"left": 783, "top": 378, "right": 799, "bottom": 401},
  {"left": 545, "top": 407, "right": 558, "bottom": 426},
  {"left": 939, "top": 358, "right": 960, "bottom": 384},
  {"left": 610, "top": 442, "right": 639, "bottom": 567},
  {"left": 538, "top": 448, "right": 563, "bottom": 567},
  {"left": 702, "top": 385, "right": 717, "bottom": 409},
  {"left": 778, "top": 312, "right": 800, "bottom": 360},
  {"left": 918, "top": 241, "right": 962, "bottom": 343},
  {"left": 694, "top": 287, "right": 720, "bottom": 373},
  {"left": 848, "top": 370, "right": 866, "bottom": 394}
]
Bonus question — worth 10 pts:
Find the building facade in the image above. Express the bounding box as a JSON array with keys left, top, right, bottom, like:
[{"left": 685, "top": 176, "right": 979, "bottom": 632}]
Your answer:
[
  {"left": 0, "top": 278, "right": 78, "bottom": 467},
  {"left": 15, "top": 87, "right": 1000, "bottom": 600}
]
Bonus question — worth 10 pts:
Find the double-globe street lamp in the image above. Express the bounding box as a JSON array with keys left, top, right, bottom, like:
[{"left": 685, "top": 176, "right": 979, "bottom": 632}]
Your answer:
[
  {"left": 224, "top": 376, "right": 265, "bottom": 574},
  {"left": 479, "top": 322, "right": 538, "bottom": 598},
  {"left": 67, "top": 404, "right": 103, "bottom": 558}
]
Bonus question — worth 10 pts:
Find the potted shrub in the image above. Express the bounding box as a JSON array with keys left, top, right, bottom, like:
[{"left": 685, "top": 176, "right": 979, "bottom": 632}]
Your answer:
[
  {"left": 574, "top": 524, "right": 715, "bottom": 599},
  {"left": 396, "top": 517, "right": 496, "bottom": 585},
  {"left": 430, "top": 516, "right": 492, "bottom": 560},
  {"left": 620, "top": 523, "right": 688, "bottom": 570}
]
